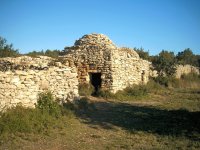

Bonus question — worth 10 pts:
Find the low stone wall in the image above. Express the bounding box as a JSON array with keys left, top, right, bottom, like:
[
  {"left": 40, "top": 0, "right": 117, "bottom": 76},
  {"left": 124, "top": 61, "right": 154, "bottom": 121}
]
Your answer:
[
  {"left": 149, "top": 64, "right": 199, "bottom": 79},
  {"left": 175, "top": 64, "right": 200, "bottom": 78},
  {"left": 0, "top": 56, "right": 79, "bottom": 111}
]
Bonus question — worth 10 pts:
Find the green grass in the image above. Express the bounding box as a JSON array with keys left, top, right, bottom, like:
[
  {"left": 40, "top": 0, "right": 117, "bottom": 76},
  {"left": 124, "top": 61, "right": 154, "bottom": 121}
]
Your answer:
[
  {"left": 0, "top": 86, "right": 200, "bottom": 149},
  {"left": 0, "top": 91, "right": 74, "bottom": 137},
  {"left": 154, "top": 73, "right": 200, "bottom": 89},
  {"left": 95, "top": 80, "right": 164, "bottom": 101}
]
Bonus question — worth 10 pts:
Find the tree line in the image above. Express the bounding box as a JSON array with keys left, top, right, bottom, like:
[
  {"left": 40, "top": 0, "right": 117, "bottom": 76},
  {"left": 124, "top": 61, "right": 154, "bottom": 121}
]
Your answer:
[
  {"left": 134, "top": 47, "right": 200, "bottom": 77},
  {"left": 134, "top": 47, "right": 200, "bottom": 67},
  {"left": 0, "top": 36, "right": 61, "bottom": 58},
  {"left": 0, "top": 36, "right": 200, "bottom": 78}
]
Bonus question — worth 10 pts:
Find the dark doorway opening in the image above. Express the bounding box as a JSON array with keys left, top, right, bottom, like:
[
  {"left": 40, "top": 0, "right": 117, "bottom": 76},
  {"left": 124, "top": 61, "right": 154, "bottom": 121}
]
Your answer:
[
  {"left": 141, "top": 70, "right": 145, "bottom": 83},
  {"left": 90, "top": 73, "right": 102, "bottom": 94}
]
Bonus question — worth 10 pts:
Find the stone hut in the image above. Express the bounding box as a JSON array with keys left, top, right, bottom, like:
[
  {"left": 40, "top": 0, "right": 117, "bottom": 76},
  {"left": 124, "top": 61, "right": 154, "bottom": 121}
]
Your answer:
[{"left": 63, "top": 33, "right": 151, "bottom": 93}]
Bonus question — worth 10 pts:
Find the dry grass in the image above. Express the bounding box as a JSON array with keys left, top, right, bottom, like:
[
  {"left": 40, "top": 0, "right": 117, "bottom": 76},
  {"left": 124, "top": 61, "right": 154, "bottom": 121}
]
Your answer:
[
  {"left": 0, "top": 87, "right": 200, "bottom": 150},
  {"left": 1, "top": 74, "right": 200, "bottom": 149}
]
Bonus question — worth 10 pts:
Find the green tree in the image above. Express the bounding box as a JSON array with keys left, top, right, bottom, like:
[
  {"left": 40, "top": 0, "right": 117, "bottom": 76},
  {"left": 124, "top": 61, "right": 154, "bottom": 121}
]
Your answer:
[
  {"left": 197, "top": 55, "right": 200, "bottom": 67},
  {"left": 134, "top": 47, "right": 150, "bottom": 61},
  {"left": 152, "top": 50, "right": 177, "bottom": 77},
  {"left": 45, "top": 49, "right": 60, "bottom": 58},
  {"left": 26, "top": 50, "right": 45, "bottom": 57},
  {"left": 176, "top": 48, "right": 197, "bottom": 66},
  {"left": 0, "top": 36, "right": 19, "bottom": 57},
  {"left": 26, "top": 49, "right": 60, "bottom": 58}
]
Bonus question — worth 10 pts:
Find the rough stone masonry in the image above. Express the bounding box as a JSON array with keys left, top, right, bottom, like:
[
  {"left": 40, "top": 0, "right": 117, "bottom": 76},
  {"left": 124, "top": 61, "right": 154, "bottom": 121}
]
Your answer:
[
  {"left": 63, "top": 33, "right": 151, "bottom": 93},
  {"left": 0, "top": 56, "right": 79, "bottom": 111},
  {"left": 0, "top": 33, "right": 154, "bottom": 111}
]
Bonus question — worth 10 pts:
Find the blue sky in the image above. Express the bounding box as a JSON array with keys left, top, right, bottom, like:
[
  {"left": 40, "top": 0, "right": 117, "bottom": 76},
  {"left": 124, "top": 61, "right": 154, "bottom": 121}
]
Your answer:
[{"left": 0, "top": 0, "right": 200, "bottom": 55}]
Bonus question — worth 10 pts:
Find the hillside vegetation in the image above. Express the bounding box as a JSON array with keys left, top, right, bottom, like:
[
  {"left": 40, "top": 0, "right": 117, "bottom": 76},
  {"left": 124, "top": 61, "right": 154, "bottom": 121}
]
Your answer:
[
  {"left": 0, "top": 36, "right": 200, "bottom": 149},
  {"left": 0, "top": 73, "right": 200, "bottom": 149},
  {"left": 1, "top": 36, "right": 200, "bottom": 69}
]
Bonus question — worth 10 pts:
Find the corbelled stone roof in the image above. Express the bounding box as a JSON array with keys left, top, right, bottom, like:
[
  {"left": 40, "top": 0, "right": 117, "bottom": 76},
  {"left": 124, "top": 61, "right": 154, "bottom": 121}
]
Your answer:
[
  {"left": 74, "top": 33, "right": 117, "bottom": 49},
  {"left": 64, "top": 33, "right": 140, "bottom": 60}
]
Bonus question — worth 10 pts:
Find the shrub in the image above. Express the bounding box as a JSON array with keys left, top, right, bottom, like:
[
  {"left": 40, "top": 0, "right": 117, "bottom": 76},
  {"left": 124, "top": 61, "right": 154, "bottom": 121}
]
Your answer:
[
  {"left": 153, "top": 76, "right": 170, "bottom": 87},
  {"left": 0, "top": 105, "right": 58, "bottom": 135},
  {"left": 176, "top": 73, "right": 200, "bottom": 89},
  {"left": 36, "top": 91, "right": 62, "bottom": 118},
  {"left": 78, "top": 83, "right": 94, "bottom": 96},
  {"left": 0, "top": 36, "right": 19, "bottom": 58},
  {"left": 94, "top": 84, "right": 149, "bottom": 101},
  {"left": 0, "top": 91, "right": 74, "bottom": 136},
  {"left": 167, "top": 77, "right": 181, "bottom": 88},
  {"left": 123, "top": 85, "right": 148, "bottom": 97},
  {"left": 0, "top": 105, "right": 35, "bottom": 134},
  {"left": 152, "top": 50, "right": 177, "bottom": 77},
  {"left": 153, "top": 73, "right": 200, "bottom": 89},
  {"left": 146, "top": 79, "right": 163, "bottom": 91},
  {"left": 181, "top": 73, "right": 200, "bottom": 81}
]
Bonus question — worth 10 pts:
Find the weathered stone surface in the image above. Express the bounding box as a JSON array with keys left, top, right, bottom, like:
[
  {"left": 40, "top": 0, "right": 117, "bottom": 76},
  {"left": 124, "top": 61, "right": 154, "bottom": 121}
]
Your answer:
[
  {"left": 63, "top": 33, "right": 151, "bottom": 93},
  {"left": 0, "top": 33, "right": 162, "bottom": 111},
  {"left": 0, "top": 56, "right": 79, "bottom": 112},
  {"left": 149, "top": 64, "right": 200, "bottom": 78},
  {"left": 175, "top": 64, "right": 200, "bottom": 78}
]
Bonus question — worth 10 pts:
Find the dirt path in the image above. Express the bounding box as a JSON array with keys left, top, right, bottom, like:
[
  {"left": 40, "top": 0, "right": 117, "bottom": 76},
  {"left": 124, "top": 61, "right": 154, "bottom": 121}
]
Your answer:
[{"left": 87, "top": 95, "right": 162, "bottom": 110}]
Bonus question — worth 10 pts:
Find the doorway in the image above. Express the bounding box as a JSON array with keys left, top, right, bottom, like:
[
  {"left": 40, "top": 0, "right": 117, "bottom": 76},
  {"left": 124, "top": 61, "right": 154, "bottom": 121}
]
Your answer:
[{"left": 90, "top": 73, "right": 102, "bottom": 93}]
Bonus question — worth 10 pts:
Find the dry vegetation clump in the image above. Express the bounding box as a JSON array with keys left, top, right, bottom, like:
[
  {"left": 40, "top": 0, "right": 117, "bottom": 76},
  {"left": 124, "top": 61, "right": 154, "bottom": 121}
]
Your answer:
[{"left": 0, "top": 91, "right": 74, "bottom": 137}]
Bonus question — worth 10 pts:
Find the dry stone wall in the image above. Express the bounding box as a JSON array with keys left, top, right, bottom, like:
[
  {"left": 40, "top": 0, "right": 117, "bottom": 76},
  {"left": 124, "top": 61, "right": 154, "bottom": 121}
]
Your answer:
[
  {"left": 111, "top": 47, "right": 151, "bottom": 93},
  {"left": 147, "top": 64, "right": 199, "bottom": 79},
  {"left": 175, "top": 64, "right": 200, "bottom": 78},
  {"left": 0, "top": 33, "right": 153, "bottom": 111},
  {"left": 0, "top": 56, "right": 79, "bottom": 111}
]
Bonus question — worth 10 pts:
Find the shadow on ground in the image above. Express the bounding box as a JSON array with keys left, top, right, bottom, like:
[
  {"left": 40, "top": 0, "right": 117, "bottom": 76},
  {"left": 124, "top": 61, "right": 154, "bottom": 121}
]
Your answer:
[{"left": 75, "top": 100, "right": 200, "bottom": 139}]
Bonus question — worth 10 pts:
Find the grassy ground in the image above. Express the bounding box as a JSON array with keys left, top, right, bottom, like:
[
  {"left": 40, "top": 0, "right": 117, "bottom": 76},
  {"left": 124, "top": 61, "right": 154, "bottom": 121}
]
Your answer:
[{"left": 0, "top": 88, "right": 200, "bottom": 150}]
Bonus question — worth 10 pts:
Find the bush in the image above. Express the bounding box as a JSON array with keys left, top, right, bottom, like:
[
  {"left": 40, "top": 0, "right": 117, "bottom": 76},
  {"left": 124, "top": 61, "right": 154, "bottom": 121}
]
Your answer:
[
  {"left": 36, "top": 91, "right": 62, "bottom": 118},
  {"left": 0, "top": 105, "right": 34, "bottom": 134},
  {"left": 176, "top": 73, "right": 200, "bottom": 89},
  {"left": 167, "top": 78, "right": 181, "bottom": 88},
  {"left": 0, "top": 105, "right": 57, "bottom": 135},
  {"left": 153, "top": 75, "right": 184, "bottom": 88},
  {"left": 0, "top": 91, "right": 74, "bottom": 136},
  {"left": 94, "top": 84, "right": 149, "bottom": 101},
  {"left": 0, "top": 36, "right": 19, "bottom": 58},
  {"left": 153, "top": 73, "right": 200, "bottom": 89},
  {"left": 181, "top": 73, "right": 200, "bottom": 81},
  {"left": 78, "top": 83, "right": 94, "bottom": 96},
  {"left": 123, "top": 85, "right": 148, "bottom": 97},
  {"left": 153, "top": 76, "right": 170, "bottom": 87},
  {"left": 146, "top": 79, "right": 163, "bottom": 90},
  {"left": 26, "top": 49, "right": 60, "bottom": 58}
]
